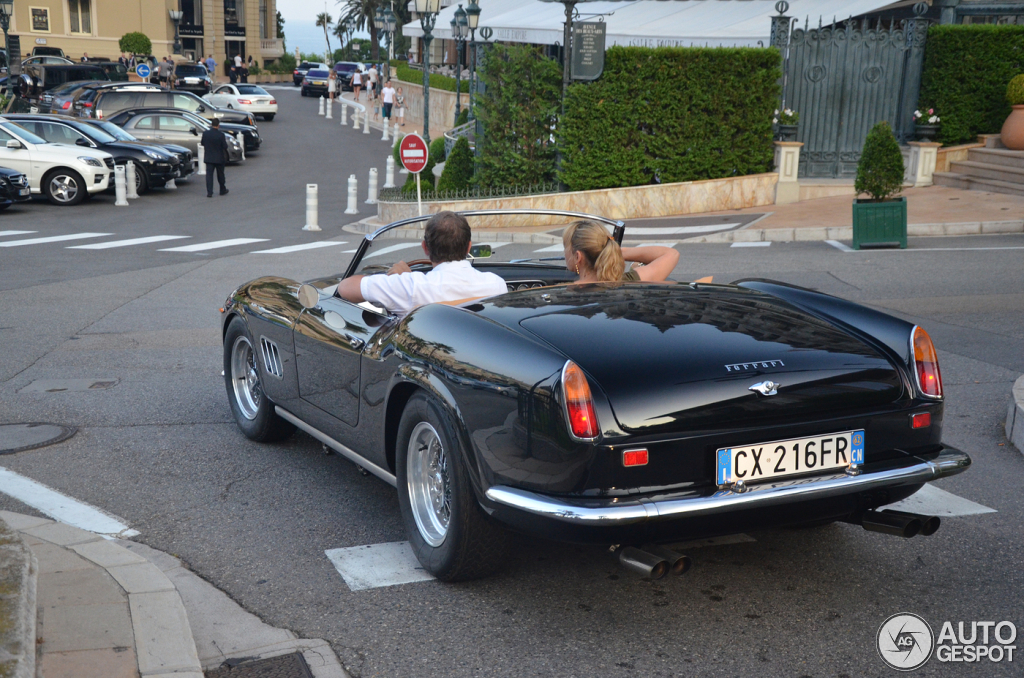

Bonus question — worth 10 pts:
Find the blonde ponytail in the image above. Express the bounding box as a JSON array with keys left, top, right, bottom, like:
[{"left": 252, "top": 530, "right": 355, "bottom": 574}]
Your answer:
[{"left": 563, "top": 220, "right": 625, "bottom": 282}]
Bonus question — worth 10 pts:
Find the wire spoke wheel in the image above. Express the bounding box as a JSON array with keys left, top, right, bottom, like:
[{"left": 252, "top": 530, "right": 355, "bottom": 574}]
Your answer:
[
  {"left": 407, "top": 421, "right": 451, "bottom": 547},
  {"left": 229, "top": 335, "right": 261, "bottom": 420}
]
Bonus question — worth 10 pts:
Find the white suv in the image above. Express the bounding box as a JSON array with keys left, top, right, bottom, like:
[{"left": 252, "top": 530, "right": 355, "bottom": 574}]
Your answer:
[{"left": 0, "top": 118, "right": 114, "bottom": 205}]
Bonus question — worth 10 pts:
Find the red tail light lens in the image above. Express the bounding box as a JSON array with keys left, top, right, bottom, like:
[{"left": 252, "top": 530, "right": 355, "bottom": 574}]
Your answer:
[
  {"left": 562, "top": 361, "right": 599, "bottom": 440},
  {"left": 622, "top": 448, "right": 648, "bottom": 467},
  {"left": 912, "top": 326, "right": 942, "bottom": 398},
  {"left": 269, "top": 100, "right": 277, "bottom": 105},
  {"left": 238, "top": 99, "right": 252, "bottom": 105},
  {"left": 61, "top": 101, "right": 71, "bottom": 109},
  {"left": 911, "top": 412, "right": 931, "bottom": 429}
]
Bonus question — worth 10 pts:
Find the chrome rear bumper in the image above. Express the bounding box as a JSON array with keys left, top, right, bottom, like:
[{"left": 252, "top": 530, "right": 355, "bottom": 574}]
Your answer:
[{"left": 484, "top": 446, "right": 970, "bottom": 527}]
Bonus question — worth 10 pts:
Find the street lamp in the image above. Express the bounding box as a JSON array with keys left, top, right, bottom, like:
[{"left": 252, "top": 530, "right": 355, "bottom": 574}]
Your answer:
[
  {"left": 383, "top": 8, "right": 397, "bottom": 63},
  {"left": 466, "top": 0, "right": 481, "bottom": 121},
  {"left": 0, "top": 0, "right": 13, "bottom": 82},
  {"left": 451, "top": 5, "right": 469, "bottom": 124},
  {"left": 168, "top": 9, "right": 184, "bottom": 56},
  {"left": 414, "top": 0, "right": 442, "bottom": 146}
]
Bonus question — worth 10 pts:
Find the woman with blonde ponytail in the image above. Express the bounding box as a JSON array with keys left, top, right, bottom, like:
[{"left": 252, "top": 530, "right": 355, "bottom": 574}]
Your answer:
[{"left": 562, "top": 220, "right": 680, "bottom": 283}]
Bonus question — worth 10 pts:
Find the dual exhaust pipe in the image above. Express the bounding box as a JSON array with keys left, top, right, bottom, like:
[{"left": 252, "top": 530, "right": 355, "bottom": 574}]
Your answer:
[
  {"left": 850, "top": 508, "right": 941, "bottom": 539},
  {"left": 617, "top": 544, "right": 692, "bottom": 580}
]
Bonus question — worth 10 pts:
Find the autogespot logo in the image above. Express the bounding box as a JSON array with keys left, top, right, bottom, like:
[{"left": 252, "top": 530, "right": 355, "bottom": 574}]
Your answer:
[{"left": 877, "top": 613, "right": 935, "bottom": 671}]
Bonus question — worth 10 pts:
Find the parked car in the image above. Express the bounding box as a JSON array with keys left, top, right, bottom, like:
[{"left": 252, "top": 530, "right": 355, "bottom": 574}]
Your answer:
[
  {"left": 32, "top": 46, "right": 67, "bottom": 59},
  {"left": 92, "top": 61, "right": 129, "bottom": 82},
  {"left": 300, "top": 69, "right": 331, "bottom": 98},
  {"left": 173, "top": 63, "right": 213, "bottom": 95},
  {"left": 38, "top": 79, "right": 107, "bottom": 114},
  {"left": 203, "top": 84, "right": 277, "bottom": 121},
  {"left": 0, "top": 117, "right": 113, "bottom": 205},
  {"left": 91, "top": 87, "right": 254, "bottom": 126},
  {"left": 84, "top": 119, "right": 195, "bottom": 175},
  {"left": 59, "top": 81, "right": 162, "bottom": 118},
  {"left": 22, "top": 56, "right": 75, "bottom": 67},
  {"left": 333, "top": 62, "right": 366, "bottom": 91},
  {"left": 293, "top": 61, "right": 329, "bottom": 86},
  {"left": 106, "top": 107, "right": 260, "bottom": 153},
  {"left": 24, "top": 64, "right": 109, "bottom": 104},
  {"left": 0, "top": 166, "right": 32, "bottom": 209},
  {"left": 105, "top": 109, "right": 244, "bottom": 162},
  {"left": 6, "top": 114, "right": 188, "bottom": 194}
]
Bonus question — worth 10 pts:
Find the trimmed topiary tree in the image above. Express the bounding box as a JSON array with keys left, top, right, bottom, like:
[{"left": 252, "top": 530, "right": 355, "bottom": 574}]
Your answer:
[
  {"left": 119, "top": 32, "right": 152, "bottom": 57},
  {"left": 1008, "top": 74, "right": 1024, "bottom": 105},
  {"left": 437, "top": 136, "right": 473, "bottom": 192},
  {"left": 855, "top": 122, "right": 904, "bottom": 201},
  {"left": 455, "top": 107, "right": 469, "bottom": 127}
]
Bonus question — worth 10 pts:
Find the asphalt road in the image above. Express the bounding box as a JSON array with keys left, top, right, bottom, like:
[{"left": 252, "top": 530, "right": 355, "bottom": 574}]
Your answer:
[{"left": 1, "top": 91, "right": 1023, "bottom": 677}]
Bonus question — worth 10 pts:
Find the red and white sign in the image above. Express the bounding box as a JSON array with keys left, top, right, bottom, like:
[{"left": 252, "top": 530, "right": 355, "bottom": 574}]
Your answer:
[{"left": 399, "top": 133, "right": 429, "bottom": 174}]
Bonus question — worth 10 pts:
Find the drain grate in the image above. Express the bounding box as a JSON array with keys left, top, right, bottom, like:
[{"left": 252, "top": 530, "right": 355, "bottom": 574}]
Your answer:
[
  {"left": 0, "top": 423, "right": 77, "bottom": 455},
  {"left": 205, "top": 653, "right": 314, "bottom": 678}
]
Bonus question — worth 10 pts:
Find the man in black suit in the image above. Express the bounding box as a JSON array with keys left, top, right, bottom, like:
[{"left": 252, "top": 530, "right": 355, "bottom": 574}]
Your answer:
[{"left": 201, "top": 118, "right": 229, "bottom": 197}]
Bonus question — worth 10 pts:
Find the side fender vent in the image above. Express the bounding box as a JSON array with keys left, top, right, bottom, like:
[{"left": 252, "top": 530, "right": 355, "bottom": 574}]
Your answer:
[{"left": 260, "top": 337, "right": 283, "bottom": 379}]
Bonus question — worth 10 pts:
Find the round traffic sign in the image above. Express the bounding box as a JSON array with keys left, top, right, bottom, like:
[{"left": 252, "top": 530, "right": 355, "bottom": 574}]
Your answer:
[
  {"left": 136, "top": 63, "right": 151, "bottom": 79},
  {"left": 399, "top": 133, "right": 429, "bottom": 174}
]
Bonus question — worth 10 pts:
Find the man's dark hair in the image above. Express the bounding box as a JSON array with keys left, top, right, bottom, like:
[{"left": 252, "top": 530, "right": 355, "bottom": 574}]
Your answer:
[
  {"left": 210, "top": 117, "right": 220, "bottom": 127},
  {"left": 423, "top": 211, "right": 471, "bottom": 264}
]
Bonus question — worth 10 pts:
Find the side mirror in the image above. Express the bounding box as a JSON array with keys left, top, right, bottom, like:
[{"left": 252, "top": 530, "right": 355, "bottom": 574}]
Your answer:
[
  {"left": 6, "top": 139, "right": 22, "bottom": 149},
  {"left": 197, "top": 105, "right": 205, "bottom": 112},
  {"left": 297, "top": 284, "right": 320, "bottom": 310},
  {"left": 75, "top": 137, "right": 90, "bottom": 146},
  {"left": 190, "top": 127, "right": 198, "bottom": 135},
  {"left": 469, "top": 244, "right": 492, "bottom": 259}
]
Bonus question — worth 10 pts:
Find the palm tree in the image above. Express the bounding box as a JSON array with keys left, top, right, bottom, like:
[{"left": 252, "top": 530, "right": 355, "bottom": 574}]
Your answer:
[
  {"left": 333, "top": 16, "right": 353, "bottom": 54},
  {"left": 316, "top": 12, "right": 334, "bottom": 63},
  {"left": 337, "top": 0, "right": 381, "bottom": 61}
]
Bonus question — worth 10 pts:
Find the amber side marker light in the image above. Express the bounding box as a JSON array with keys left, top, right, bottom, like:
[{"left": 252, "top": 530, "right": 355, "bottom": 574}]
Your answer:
[
  {"left": 622, "top": 448, "right": 649, "bottom": 467},
  {"left": 562, "top": 361, "right": 599, "bottom": 440},
  {"left": 912, "top": 326, "right": 943, "bottom": 398},
  {"left": 911, "top": 412, "right": 931, "bottom": 429}
]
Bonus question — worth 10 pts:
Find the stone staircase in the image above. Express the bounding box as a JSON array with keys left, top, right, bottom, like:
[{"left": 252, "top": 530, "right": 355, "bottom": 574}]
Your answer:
[{"left": 934, "top": 137, "right": 1024, "bottom": 196}]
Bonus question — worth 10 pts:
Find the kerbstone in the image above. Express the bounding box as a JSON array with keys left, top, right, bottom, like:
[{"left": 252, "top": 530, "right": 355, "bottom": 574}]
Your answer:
[
  {"left": 130, "top": 590, "right": 202, "bottom": 675},
  {"left": 794, "top": 227, "right": 827, "bottom": 241},
  {"left": 105, "top": 562, "right": 175, "bottom": 595},
  {"left": 0, "top": 512, "right": 52, "bottom": 531},
  {"left": 71, "top": 540, "right": 148, "bottom": 569},
  {"left": 908, "top": 223, "right": 946, "bottom": 236},
  {"left": 23, "top": 522, "right": 101, "bottom": 547},
  {"left": 944, "top": 222, "right": 982, "bottom": 236},
  {"left": 981, "top": 220, "right": 1024, "bottom": 234}
]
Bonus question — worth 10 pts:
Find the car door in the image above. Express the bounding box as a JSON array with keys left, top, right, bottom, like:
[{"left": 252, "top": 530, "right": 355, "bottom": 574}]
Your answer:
[
  {"left": 293, "top": 295, "right": 387, "bottom": 428},
  {"left": 156, "top": 115, "right": 199, "bottom": 149},
  {"left": 0, "top": 127, "right": 35, "bottom": 185},
  {"left": 210, "top": 85, "right": 233, "bottom": 107},
  {"left": 125, "top": 114, "right": 162, "bottom": 145},
  {"left": 32, "top": 121, "right": 93, "bottom": 149}
]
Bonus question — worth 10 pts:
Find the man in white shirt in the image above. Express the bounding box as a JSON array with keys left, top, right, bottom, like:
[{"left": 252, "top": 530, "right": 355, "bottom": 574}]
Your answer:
[
  {"left": 367, "top": 65, "right": 378, "bottom": 97},
  {"left": 335, "top": 211, "right": 506, "bottom": 318},
  {"left": 380, "top": 80, "right": 396, "bottom": 121}
]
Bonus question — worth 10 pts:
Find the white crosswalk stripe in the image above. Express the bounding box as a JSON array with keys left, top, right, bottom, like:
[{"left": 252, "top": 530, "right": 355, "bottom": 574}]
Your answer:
[
  {"left": 0, "top": 231, "right": 37, "bottom": 238},
  {"left": 731, "top": 241, "right": 771, "bottom": 248},
  {"left": 0, "top": 233, "right": 112, "bottom": 248},
  {"left": 623, "top": 241, "right": 678, "bottom": 248},
  {"left": 159, "top": 238, "right": 269, "bottom": 253},
  {"left": 251, "top": 241, "right": 348, "bottom": 254},
  {"left": 629, "top": 223, "right": 741, "bottom": 235},
  {"left": 826, "top": 239, "right": 854, "bottom": 252},
  {"left": 68, "top": 235, "right": 192, "bottom": 250},
  {"left": 533, "top": 244, "right": 564, "bottom": 253}
]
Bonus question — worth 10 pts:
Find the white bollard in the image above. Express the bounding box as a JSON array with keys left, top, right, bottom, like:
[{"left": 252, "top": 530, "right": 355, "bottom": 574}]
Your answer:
[
  {"left": 114, "top": 165, "right": 128, "bottom": 206},
  {"left": 166, "top": 176, "right": 177, "bottom": 190},
  {"left": 341, "top": 101, "right": 348, "bottom": 125},
  {"left": 363, "top": 107, "right": 370, "bottom": 134},
  {"left": 125, "top": 161, "right": 139, "bottom": 199},
  {"left": 393, "top": 121, "right": 400, "bottom": 147},
  {"left": 366, "top": 168, "right": 378, "bottom": 204},
  {"left": 236, "top": 132, "right": 245, "bottom": 161},
  {"left": 303, "top": 183, "right": 321, "bottom": 231},
  {"left": 384, "top": 156, "right": 396, "bottom": 188},
  {"left": 344, "top": 174, "right": 359, "bottom": 214},
  {"left": 382, "top": 119, "right": 390, "bottom": 141},
  {"left": 197, "top": 144, "right": 206, "bottom": 175},
  {"left": 326, "top": 98, "right": 333, "bottom": 119},
  {"left": 318, "top": 96, "right": 325, "bottom": 116},
  {"left": 353, "top": 108, "right": 360, "bottom": 129}
]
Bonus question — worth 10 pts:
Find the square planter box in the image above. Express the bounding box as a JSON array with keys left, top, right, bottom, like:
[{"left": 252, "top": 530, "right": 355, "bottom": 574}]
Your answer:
[{"left": 852, "top": 197, "right": 907, "bottom": 249}]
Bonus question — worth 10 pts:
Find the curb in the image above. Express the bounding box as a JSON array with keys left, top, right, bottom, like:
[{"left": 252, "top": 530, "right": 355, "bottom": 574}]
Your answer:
[
  {"left": 0, "top": 519, "right": 37, "bottom": 678},
  {"left": 1006, "top": 374, "right": 1024, "bottom": 454},
  {"left": 685, "top": 219, "right": 1024, "bottom": 243}
]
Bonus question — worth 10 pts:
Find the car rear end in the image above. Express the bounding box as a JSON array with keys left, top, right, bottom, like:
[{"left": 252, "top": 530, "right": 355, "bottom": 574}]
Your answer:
[
  {"left": 174, "top": 65, "right": 212, "bottom": 95},
  {"left": 302, "top": 70, "right": 330, "bottom": 97}
]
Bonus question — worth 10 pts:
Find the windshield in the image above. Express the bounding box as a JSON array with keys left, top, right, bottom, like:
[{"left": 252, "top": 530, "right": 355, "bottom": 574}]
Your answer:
[
  {"left": 176, "top": 65, "right": 208, "bottom": 76},
  {"left": 91, "top": 121, "right": 135, "bottom": 141},
  {"left": 1, "top": 122, "right": 49, "bottom": 145},
  {"left": 335, "top": 63, "right": 358, "bottom": 73},
  {"left": 78, "top": 124, "right": 117, "bottom": 144},
  {"left": 177, "top": 111, "right": 210, "bottom": 128},
  {"left": 298, "top": 63, "right": 317, "bottom": 70},
  {"left": 235, "top": 85, "right": 268, "bottom": 95}
]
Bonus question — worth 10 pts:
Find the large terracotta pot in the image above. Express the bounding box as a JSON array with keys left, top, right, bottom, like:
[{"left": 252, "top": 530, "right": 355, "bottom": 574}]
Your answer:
[{"left": 1002, "top": 104, "right": 1024, "bottom": 150}]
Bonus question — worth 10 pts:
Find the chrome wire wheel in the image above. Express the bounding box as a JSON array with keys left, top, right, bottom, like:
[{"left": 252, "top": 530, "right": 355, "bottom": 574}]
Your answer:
[
  {"left": 48, "top": 174, "right": 80, "bottom": 203},
  {"left": 406, "top": 421, "right": 451, "bottom": 547},
  {"left": 229, "top": 335, "right": 261, "bottom": 420}
]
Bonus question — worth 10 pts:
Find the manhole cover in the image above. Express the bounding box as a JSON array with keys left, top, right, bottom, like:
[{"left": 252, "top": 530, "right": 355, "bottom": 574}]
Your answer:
[
  {"left": 206, "top": 653, "right": 313, "bottom": 678},
  {"left": 0, "top": 423, "right": 77, "bottom": 454},
  {"left": 19, "top": 379, "right": 119, "bottom": 393}
]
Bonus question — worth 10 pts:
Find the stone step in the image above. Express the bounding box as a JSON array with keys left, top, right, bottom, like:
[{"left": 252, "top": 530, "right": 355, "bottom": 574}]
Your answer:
[
  {"left": 967, "top": 147, "right": 1024, "bottom": 169},
  {"left": 949, "top": 160, "right": 1024, "bottom": 184},
  {"left": 933, "top": 171, "right": 1024, "bottom": 197}
]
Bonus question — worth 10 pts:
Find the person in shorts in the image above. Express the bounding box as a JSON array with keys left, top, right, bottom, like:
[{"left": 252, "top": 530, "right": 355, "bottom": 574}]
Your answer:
[
  {"left": 352, "top": 68, "right": 363, "bottom": 100},
  {"left": 395, "top": 87, "right": 405, "bottom": 126},
  {"left": 381, "top": 80, "right": 396, "bottom": 122}
]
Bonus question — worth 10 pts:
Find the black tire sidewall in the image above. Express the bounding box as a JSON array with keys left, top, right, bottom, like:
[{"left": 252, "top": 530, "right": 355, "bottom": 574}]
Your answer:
[{"left": 223, "top": 317, "right": 280, "bottom": 440}]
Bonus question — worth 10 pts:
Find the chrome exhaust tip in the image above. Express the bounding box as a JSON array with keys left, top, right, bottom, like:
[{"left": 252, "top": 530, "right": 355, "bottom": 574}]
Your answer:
[
  {"left": 642, "top": 544, "right": 692, "bottom": 576},
  {"left": 855, "top": 509, "right": 922, "bottom": 538},
  {"left": 880, "top": 509, "right": 941, "bottom": 536},
  {"left": 618, "top": 546, "right": 669, "bottom": 580}
]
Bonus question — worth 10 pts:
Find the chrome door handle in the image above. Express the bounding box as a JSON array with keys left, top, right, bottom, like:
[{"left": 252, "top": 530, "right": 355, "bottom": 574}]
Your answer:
[{"left": 342, "top": 333, "right": 364, "bottom": 350}]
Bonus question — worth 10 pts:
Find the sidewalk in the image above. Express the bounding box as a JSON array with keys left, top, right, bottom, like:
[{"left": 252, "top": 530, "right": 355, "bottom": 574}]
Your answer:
[{"left": 336, "top": 91, "right": 448, "bottom": 143}]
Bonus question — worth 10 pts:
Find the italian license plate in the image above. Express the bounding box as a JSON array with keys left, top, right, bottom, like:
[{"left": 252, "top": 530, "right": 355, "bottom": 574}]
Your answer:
[
  {"left": 19, "top": 188, "right": 29, "bottom": 196},
  {"left": 716, "top": 430, "right": 864, "bottom": 486}
]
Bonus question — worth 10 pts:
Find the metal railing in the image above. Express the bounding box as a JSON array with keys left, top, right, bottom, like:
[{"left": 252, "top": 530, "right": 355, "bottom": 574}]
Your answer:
[
  {"left": 443, "top": 119, "right": 476, "bottom": 157},
  {"left": 378, "top": 181, "right": 560, "bottom": 203}
]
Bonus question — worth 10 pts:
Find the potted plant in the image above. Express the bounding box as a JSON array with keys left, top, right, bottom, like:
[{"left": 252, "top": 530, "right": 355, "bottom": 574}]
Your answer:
[
  {"left": 1002, "top": 74, "right": 1024, "bottom": 150},
  {"left": 774, "top": 108, "right": 799, "bottom": 141},
  {"left": 852, "top": 121, "right": 906, "bottom": 250},
  {"left": 912, "top": 108, "right": 940, "bottom": 141}
]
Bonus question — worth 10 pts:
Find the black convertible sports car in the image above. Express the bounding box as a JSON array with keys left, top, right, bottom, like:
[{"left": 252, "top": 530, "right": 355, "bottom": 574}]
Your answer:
[{"left": 222, "top": 210, "right": 971, "bottom": 581}]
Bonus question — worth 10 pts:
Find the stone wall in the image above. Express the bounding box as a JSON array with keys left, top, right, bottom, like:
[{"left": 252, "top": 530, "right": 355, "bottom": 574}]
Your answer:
[{"left": 390, "top": 76, "right": 469, "bottom": 138}]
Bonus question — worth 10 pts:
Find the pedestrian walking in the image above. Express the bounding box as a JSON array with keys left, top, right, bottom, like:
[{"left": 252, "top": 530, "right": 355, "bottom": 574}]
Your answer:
[
  {"left": 352, "top": 68, "right": 363, "bottom": 100},
  {"left": 381, "top": 80, "right": 395, "bottom": 121},
  {"left": 158, "top": 57, "right": 172, "bottom": 88},
  {"left": 368, "top": 64, "right": 379, "bottom": 98},
  {"left": 395, "top": 87, "right": 405, "bottom": 126},
  {"left": 328, "top": 69, "right": 338, "bottom": 101},
  {"left": 205, "top": 54, "right": 216, "bottom": 75},
  {"left": 201, "top": 118, "right": 230, "bottom": 198},
  {"left": 372, "top": 95, "right": 381, "bottom": 122}
]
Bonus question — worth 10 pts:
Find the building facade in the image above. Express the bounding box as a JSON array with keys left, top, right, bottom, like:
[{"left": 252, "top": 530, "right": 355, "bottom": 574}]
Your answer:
[{"left": 8, "top": 0, "right": 284, "bottom": 73}]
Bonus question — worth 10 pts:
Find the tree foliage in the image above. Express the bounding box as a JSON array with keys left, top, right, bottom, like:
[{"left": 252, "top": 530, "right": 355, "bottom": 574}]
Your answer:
[
  {"left": 337, "top": 0, "right": 382, "bottom": 61},
  {"left": 855, "top": 122, "right": 905, "bottom": 201},
  {"left": 475, "top": 44, "right": 561, "bottom": 188},
  {"left": 437, "top": 137, "right": 474, "bottom": 192},
  {"left": 119, "top": 32, "right": 152, "bottom": 56},
  {"left": 316, "top": 13, "right": 334, "bottom": 61},
  {"left": 1008, "top": 74, "right": 1024, "bottom": 106}
]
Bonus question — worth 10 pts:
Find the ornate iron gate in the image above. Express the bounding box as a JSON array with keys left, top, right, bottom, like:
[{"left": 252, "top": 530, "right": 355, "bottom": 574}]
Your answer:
[{"left": 770, "top": 1, "right": 930, "bottom": 178}]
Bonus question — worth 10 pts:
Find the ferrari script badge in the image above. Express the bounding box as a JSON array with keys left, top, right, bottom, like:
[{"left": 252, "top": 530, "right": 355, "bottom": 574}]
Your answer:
[{"left": 749, "top": 381, "right": 779, "bottom": 396}]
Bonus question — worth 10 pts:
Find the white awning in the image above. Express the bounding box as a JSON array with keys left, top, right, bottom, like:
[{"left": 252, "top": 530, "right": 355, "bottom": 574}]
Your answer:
[{"left": 404, "top": 0, "right": 906, "bottom": 48}]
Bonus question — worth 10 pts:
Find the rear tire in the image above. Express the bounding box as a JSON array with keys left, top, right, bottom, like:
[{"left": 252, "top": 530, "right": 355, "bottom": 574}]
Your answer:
[
  {"left": 223, "top": 317, "right": 296, "bottom": 442},
  {"left": 264, "top": 114, "right": 275, "bottom": 121},
  {"left": 135, "top": 167, "right": 149, "bottom": 195},
  {"left": 43, "top": 169, "right": 86, "bottom": 206},
  {"left": 396, "top": 392, "right": 508, "bottom": 581}
]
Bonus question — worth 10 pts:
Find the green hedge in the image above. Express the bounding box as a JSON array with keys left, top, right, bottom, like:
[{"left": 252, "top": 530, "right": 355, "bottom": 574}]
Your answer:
[
  {"left": 559, "top": 46, "right": 779, "bottom": 191},
  {"left": 393, "top": 63, "right": 470, "bottom": 93},
  {"left": 920, "top": 25, "right": 1024, "bottom": 146}
]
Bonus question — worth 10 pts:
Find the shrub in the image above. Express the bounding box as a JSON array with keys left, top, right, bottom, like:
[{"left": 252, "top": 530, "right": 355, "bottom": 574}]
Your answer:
[
  {"left": 437, "top": 137, "right": 474, "bottom": 192},
  {"left": 920, "top": 25, "right": 1024, "bottom": 145},
  {"left": 119, "top": 32, "right": 152, "bottom": 56},
  {"left": 855, "top": 122, "right": 904, "bottom": 201},
  {"left": 1008, "top": 74, "right": 1024, "bottom": 105},
  {"left": 559, "top": 46, "right": 779, "bottom": 191},
  {"left": 455, "top": 107, "right": 469, "bottom": 127},
  {"left": 394, "top": 63, "right": 469, "bottom": 92}
]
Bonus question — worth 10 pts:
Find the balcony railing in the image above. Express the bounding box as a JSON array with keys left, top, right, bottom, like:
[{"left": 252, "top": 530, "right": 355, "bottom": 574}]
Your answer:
[{"left": 260, "top": 38, "right": 284, "bottom": 57}]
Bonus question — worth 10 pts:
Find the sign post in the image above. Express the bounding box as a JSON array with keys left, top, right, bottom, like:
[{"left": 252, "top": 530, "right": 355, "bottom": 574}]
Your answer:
[
  {"left": 571, "top": 22, "right": 606, "bottom": 81},
  {"left": 135, "top": 63, "right": 151, "bottom": 80},
  {"left": 399, "top": 132, "right": 429, "bottom": 217}
]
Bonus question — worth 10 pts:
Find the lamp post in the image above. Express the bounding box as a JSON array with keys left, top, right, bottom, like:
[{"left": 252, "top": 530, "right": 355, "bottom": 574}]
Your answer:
[
  {"left": 384, "top": 7, "right": 397, "bottom": 63},
  {"left": 465, "top": 0, "right": 481, "bottom": 120},
  {"left": 451, "top": 5, "right": 468, "bottom": 124},
  {"left": 168, "top": 9, "right": 184, "bottom": 55},
  {"left": 414, "top": 0, "right": 442, "bottom": 146},
  {"left": 0, "top": 0, "right": 13, "bottom": 83}
]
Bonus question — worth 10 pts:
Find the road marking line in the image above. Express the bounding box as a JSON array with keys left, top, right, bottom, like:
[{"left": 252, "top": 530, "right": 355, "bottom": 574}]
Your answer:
[
  {"left": 0, "top": 467, "right": 139, "bottom": 538},
  {"left": 363, "top": 242, "right": 423, "bottom": 259},
  {"left": 252, "top": 241, "right": 348, "bottom": 254},
  {"left": 885, "top": 483, "right": 996, "bottom": 517},
  {"left": 68, "top": 235, "right": 192, "bottom": 250},
  {"left": 731, "top": 241, "right": 771, "bottom": 248},
  {"left": 622, "top": 241, "right": 678, "bottom": 248},
  {"left": 326, "top": 541, "right": 434, "bottom": 591},
  {"left": 826, "top": 239, "right": 854, "bottom": 252},
  {"left": 629, "top": 223, "right": 741, "bottom": 235},
  {"left": 534, "top": 244, "right": 564, "bottom": 253},
  {"left": 476, "top": 242, "right": 512, "bottom": 249},
  {"left": 0, "top": 233, "right": 112, "bottom": 248},
  {"left": 159, "top": 238, "right": 269, "bottom": 252},
  {"left": 0, "top": 230, "right": 37, "bottom": 238}
]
